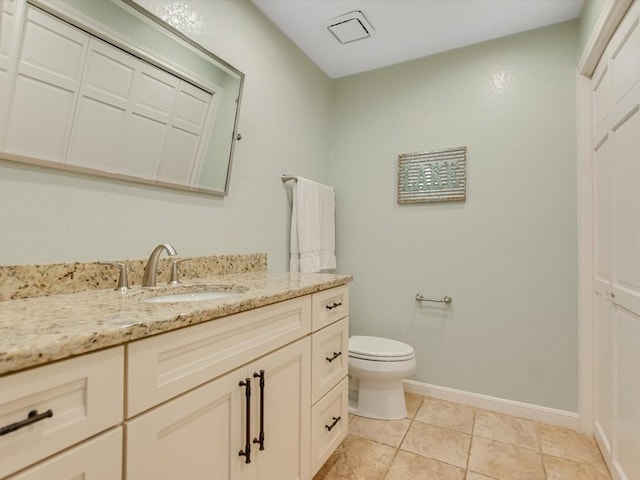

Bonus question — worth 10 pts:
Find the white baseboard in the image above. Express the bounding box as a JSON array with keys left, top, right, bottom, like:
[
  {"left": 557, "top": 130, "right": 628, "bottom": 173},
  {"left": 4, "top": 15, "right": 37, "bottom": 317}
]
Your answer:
[{"left": 404, "top": 379, "right": 579, "bottom": 431}]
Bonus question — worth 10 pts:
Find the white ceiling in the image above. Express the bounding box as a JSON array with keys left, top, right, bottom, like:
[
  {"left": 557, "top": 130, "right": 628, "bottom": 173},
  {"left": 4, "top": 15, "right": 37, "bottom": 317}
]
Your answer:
[{"left": 251, "top": 0, "right": 585, "bottom": 78}]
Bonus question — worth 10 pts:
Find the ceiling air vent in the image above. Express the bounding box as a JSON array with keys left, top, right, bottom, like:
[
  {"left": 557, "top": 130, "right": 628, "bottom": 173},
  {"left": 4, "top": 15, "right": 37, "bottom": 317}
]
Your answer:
[{"left": 326, "top": 11, "right": 373, "bottom": 45}]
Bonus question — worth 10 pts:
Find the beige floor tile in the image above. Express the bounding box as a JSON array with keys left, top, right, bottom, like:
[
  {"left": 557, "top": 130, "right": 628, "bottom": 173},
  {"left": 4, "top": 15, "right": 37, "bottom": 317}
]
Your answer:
[
  {"left": 400, "top": 421, "right": 471, "bottom": 469},
  {"left": 473, "top": 409, "right": 539, "bottom": 451},
  {"left": 405, "top": 392, "right": 424, "bottom": 419},
  {"left": 468, "top": 436, "right": 545, "bottom": 480},
  {"left": 384, "top": 450, "right": 465, "bottom": 480},
  {"left": 313, "top": 435, "right": 396, "bottom": 480},
  {"left": 414, "top": 396, "right": 476, "bottom": 434},
  {"left": 348, "top": 415, "right": 412, "bottom": 448},
  {"left": 536, "top": 424, "right": 605, "bottom": 466},
  {"left": 544, "top": 454, "right": 612, "bottom": 480},
  {"left": 466, "top": 472, "right": 497, "bottom": 480}
]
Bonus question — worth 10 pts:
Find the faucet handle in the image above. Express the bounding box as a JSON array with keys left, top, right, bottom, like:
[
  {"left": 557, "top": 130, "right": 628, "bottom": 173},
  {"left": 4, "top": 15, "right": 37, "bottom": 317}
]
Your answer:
[
  {"left": 99, "top": 261, "right": 129, "bottom": 292},
  {"left": 169, "top": 257, "right": 192, "bottom": 285}
]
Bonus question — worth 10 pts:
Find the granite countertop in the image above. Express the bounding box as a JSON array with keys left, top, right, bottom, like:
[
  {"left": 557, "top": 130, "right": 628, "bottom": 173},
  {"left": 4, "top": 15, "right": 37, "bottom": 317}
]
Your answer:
[{"left": 0, "top": 271, "right": 352, "bottom": 376}]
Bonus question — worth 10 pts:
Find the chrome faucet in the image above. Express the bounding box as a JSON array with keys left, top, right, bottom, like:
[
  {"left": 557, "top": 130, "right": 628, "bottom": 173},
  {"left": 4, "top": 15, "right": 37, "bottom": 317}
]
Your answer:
[{"left": 142, "top": 243, "right": 177, "bottom": 287}]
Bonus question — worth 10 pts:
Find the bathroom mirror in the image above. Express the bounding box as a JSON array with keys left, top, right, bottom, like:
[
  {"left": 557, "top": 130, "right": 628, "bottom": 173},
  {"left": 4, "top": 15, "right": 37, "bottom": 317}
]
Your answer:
[{"left": 0, "top": 0, "right": 243, "bottom": 195}]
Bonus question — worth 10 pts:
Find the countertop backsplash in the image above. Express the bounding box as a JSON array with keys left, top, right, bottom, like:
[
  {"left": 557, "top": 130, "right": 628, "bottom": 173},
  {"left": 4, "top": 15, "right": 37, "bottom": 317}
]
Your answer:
[{"left": 0, "top": 253, "right": 267, "bottom": 301}]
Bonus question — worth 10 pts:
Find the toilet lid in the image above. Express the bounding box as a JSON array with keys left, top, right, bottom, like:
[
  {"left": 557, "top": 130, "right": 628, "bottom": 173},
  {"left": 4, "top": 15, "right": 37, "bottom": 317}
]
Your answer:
[{"left": 348, "top": 336, "right": 415, "bottom": 360}]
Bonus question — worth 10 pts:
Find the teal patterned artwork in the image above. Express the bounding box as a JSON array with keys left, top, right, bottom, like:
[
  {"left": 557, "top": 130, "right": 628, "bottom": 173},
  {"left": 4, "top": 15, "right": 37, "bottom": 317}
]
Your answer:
[{"left": 397, "top": 147, "right": 466, "bottom": 203}]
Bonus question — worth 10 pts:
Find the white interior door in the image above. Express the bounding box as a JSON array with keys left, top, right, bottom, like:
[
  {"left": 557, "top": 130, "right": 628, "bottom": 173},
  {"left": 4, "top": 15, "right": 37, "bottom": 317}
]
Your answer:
[{"left": 591, "top": 2, "right": 640, "bottom": 479}]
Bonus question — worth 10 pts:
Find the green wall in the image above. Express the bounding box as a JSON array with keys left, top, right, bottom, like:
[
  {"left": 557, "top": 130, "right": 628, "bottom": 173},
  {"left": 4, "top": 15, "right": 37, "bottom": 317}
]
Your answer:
[{"left": 330, "top": 21, "right": 579, "bottom": 411}]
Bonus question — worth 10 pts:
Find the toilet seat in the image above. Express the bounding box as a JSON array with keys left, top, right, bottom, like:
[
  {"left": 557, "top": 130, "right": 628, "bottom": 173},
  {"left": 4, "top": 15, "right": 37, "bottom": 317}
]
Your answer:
[{"left": 348, "top": 336, "right": 415, "bottom": 362}]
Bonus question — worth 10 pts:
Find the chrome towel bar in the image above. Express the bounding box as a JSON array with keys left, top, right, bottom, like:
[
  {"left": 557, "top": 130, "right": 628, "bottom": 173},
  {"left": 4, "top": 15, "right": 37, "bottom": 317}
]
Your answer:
[{"left": 415, "top": 294, "right": 452, "bottom": 304}]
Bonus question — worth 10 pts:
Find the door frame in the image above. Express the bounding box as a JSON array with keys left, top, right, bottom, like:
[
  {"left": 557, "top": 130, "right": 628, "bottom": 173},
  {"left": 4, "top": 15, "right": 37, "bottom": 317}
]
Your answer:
[{"left": 576, "top": 0, "right": 632, "bottom": 434}]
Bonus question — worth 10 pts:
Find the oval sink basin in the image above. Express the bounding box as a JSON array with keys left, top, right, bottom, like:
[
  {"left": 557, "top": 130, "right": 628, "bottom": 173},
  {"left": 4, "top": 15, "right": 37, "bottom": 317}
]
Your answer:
[{"left": 142, "top": 291, "right": 241, "bottom": 304}]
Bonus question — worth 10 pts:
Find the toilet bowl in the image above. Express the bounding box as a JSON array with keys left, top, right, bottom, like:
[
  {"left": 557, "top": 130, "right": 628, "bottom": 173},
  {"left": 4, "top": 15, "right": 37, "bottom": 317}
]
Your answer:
[{"left": 348, "top": 336, "right": 416, "bottom": 420}]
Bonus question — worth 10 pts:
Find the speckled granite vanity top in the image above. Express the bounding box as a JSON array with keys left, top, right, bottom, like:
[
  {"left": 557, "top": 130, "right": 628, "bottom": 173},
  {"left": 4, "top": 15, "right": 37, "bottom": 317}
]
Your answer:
[{"left": 0, "top": 268, "right": 351, "bottom": 376}]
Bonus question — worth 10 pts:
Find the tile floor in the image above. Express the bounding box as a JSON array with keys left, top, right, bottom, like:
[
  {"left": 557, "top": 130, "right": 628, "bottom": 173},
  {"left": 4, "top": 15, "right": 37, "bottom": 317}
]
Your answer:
[{"left": 313, "top": 393, "right": 611, "bottom": 480}]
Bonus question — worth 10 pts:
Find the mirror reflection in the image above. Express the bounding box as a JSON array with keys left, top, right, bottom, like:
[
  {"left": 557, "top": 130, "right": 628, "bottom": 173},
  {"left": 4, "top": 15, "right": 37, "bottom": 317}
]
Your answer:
[{"left": 0, "top": 0, "right": 244, "bottom": 195}]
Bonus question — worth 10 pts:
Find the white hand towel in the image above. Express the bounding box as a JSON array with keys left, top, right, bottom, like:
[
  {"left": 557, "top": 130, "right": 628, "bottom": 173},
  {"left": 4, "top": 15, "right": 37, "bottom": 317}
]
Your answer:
[{"left": 290, "top": 177, "right": 336, "bottom": 273}]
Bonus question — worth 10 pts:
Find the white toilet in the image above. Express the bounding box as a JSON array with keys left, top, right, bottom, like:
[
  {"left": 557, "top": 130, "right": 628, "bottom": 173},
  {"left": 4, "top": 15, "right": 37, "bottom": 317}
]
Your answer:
[{"left": 348, "top": 335, "right": 416, "bottom": 420}]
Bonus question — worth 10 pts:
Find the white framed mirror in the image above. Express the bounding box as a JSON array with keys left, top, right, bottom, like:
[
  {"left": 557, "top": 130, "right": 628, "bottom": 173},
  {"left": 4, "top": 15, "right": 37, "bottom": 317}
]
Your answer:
[{"left": 0, "top": 0, "right": 244, "bottom": 195}]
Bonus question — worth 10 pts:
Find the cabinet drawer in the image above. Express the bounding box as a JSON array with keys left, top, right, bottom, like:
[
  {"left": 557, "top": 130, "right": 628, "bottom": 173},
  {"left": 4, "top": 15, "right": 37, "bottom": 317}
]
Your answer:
[
  {"left": 127, "top": 295, "right": 311, "bottom": 416},
  {"left": 7, "top": 427, "right": 122, "bottom": 480},
  {"left": 312, "top": 317, "right": 348, "bottom": 404},
  {"left": 311, "top": 286, "right": 349, "bottom": 331},
  {"left": 310, "top": 377, "right": 348, "bottom": 477},
  {"left": 0, "top": 347, "right": 124, "bottom": 479}
]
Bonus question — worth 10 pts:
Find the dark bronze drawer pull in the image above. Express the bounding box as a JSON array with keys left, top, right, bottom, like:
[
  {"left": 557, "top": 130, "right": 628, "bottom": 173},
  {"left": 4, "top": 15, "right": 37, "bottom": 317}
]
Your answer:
[
  {"left": 252, "top": 370, "right": 265, "bottom": 451},
  {"left": 0, "top": 409, "right": 53, "bottom": 436},
  {"left": 325, "top": 351, "right": 342, "bottom": 363},
  {"left": 325, "top": 302, "right": 342, "bottom": 310},
  {"left": 238, "top": 378, "right": 252, "bottom": 464},
  {"left": 325, "top": 416, "right": 341, "bottom": 431}
]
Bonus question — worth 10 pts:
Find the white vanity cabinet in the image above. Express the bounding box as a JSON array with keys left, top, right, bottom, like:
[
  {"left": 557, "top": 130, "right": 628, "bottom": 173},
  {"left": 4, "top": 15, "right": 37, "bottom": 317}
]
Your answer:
[
  {"left": 125, "top": 296, "right": 313, "bottom": 480},
  {"left": 126, "top": 287, "right": 350, "bottom": 480},
  {"left": 0, "top": 283, "right": 350, "bottom": 480},
  {"left": 0, "top": 347, "right": 124, "bottom": 479},
  {"left": 128, "top": 338, "right": 310, "bottom": 480}
]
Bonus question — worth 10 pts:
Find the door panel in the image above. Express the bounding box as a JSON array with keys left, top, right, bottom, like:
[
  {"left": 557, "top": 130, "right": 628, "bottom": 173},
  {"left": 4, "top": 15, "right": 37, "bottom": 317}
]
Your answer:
[
  {"left": 615, "top": 308, "right": 640, "bottom": 480},
  {"left": 593, "top": 136, "right": 612, "bottom": 292},
  {"left": 612, "top": 107, "right": 640, "bottom": 312},
  {"left": 126, "top": 368, "right": 241, "bottom": 480},
  {"left": 594, "top": 294, "right": 614, "bottom": 455},
  {"left": 248, "top": 338, "right": 310, "bottom": 480}
]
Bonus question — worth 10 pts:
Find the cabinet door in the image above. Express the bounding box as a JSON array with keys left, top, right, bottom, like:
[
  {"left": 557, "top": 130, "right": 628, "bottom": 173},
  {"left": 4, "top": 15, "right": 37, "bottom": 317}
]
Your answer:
[
  {"left": 126, "top": 366, "right": 242, "bottom": 480},
  {"left": 247, "top": 338, "right": 311, "bottom": 480},
  {"left": 7, "top": 428, "right": 122, "bottom": 480},
  {"left": 3, "top": 4, "right": 88, "bottom": 161}
]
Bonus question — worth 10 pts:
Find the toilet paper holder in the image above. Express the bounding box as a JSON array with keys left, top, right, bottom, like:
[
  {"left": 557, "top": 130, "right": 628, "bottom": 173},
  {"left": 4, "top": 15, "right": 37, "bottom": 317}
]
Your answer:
[{"left": 415, "top": 293, "right": 452, "bottom": 304}]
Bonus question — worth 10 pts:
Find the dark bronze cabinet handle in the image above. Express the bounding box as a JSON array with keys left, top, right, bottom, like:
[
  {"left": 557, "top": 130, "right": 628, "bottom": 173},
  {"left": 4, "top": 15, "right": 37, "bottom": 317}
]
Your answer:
[
  {"left": 252, "top": 370, "right": 265, "bottom": 451},
  {"left": 325, "top": 351, "right": 342, "bottom": 363},
  {"left": 325, "top": 416, "right": 341, "bottom": 432},
  {"left": 238, "top": 378, "right": 252, "bottom": 463},
  {"left": 0, "top": 409, "right": 53, "bottom": 436},
  {"left": 325, "top": 302, "right": 342, "bottom": 310}
]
